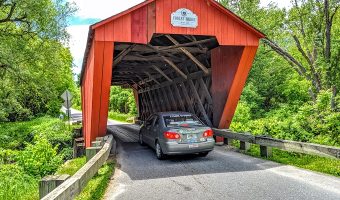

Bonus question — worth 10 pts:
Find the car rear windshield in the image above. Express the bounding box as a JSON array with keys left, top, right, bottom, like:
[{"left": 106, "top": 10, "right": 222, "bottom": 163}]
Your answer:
[{"left": 163, "top": 114, "right": 204, "bottom": 127}]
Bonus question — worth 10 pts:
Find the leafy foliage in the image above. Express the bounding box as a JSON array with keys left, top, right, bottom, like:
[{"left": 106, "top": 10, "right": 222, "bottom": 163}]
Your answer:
[
  {"left": 0, "top": 116, "right": 75, "bottom": 199},
  {"left": 17, "top": 134, "right": 63, "bottom": 177},
  {"left": 0, "top": 116, "right": 72, "bottom": 150},
  {"left": 109, "top": 86, "right": 137, "bottom": 115},
  {"left": 0, "top": 0, "right": 76, "bottom": 122},
  {"left": 218, "top": 0, "right": 340, "bottom": 146}
]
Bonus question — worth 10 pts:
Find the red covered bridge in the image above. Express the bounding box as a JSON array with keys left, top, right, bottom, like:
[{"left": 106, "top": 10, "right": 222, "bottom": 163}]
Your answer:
[{"left": 80, "top": 0, "right": 265, "bottom": 147}]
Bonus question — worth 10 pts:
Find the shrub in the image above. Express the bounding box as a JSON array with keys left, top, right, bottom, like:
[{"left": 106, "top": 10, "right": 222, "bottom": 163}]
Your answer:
[
  {"left": 0, "top": 149, "right": 18, "bottom": 164},
  {"left": 17, "top": 135, "right": 63, "bottom": 177}
]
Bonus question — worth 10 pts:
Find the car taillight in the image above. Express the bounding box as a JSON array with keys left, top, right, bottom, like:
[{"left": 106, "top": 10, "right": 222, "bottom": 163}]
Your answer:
[
  {"left": 164, "top": 131, "right": 181, "bottom": 139},
  {"left": 203, "top": 129, "right": 213, "bottom": 137}
]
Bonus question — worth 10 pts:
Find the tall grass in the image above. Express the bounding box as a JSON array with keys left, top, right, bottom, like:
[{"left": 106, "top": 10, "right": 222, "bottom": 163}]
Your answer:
[
  {"left": 76, "top": 159, "right": 115, "bottom": 200},
  {"left": 108, "top": 111, "right": 134, "bottom": 122}
]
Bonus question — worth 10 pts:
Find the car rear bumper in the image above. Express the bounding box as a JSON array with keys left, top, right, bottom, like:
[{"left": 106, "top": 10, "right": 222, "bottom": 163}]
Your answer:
[{"left": 161, "top": 139, "right": 215, "bottom": 155}]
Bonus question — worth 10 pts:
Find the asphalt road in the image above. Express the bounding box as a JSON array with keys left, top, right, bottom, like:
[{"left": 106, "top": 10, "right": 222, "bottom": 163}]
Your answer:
[{"left": 104, "top": 124, "right": 340, "bottom": 200}]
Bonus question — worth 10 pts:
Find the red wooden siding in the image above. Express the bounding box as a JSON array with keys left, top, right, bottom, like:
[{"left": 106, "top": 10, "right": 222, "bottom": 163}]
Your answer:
[
  {"left": 211, "top": 46, "right": 244, "bottom": 128},
  {"left": 155, "top": 0, "right": 260, "bottom": 46},
  {"left": 93, "top": 0, "right": 261, "bottom": 45},
  {"left": 81, "top": 41, "right": 113, "bottom": 147},
  {"left": 94, "top": 3, "right": 155, "bottom": 44},
  {"left": 217, "top": 46, "right": 258, "bottom": 129}
]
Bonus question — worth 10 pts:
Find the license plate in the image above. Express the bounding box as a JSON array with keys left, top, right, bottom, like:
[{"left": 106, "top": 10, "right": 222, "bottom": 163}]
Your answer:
[
  {"left": 189, "top": 144, "right": 199, "bottom": 148},
  {"left": 187, "top": 134, "right": 197, "bottom": 140}
]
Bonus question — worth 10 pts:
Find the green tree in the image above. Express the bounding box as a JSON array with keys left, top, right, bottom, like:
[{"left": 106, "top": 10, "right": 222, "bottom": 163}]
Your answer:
[{"left": 0, "top": 0, "right": 77, "bottom": 121}]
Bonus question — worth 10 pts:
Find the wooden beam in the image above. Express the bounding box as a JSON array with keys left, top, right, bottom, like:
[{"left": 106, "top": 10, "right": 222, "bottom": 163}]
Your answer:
[
  {"left": 147, "top": 90, "right": 157, "bottom": 113},
  {"left": 160, "top": 87, "right": 172, "bottom": 111},
  {"left": 162, "top": 56, "right": 187, "bottom": 79},
  {"left": 179, "top": 82, "right": 195, "bottom": 114},
  {"left": 172, "top": 83, "right": 186, "bottom": 111},
  {"left": 139, "top": 69, "right": 211, "bottom": 94},
  {"left": 122, "top": 54, "right": 185, "bottom": 62},
  {"left": 198, "top": 78, "right": 213, "bottom": 105},
  {"left": 143, "top": 91, "right": 153, "bottom": 116},
  {"left": 159, "top": 38, "right": 216, "bottom": 51},
  {"left": 166, "top": 85, "right": 177, "bottom": 111},
  {"left": 187, "top": 79, "right": 212, "bottom": 126},
  {"left": 115, "top": 44, "right": 207, "bottom": 54},
  {"left": 139, "top": 93, "right": 147, "bottom": 119},
  {"left": 154, "top": 89, "right": 164, "bottom": 112},
  {"left": 152, "top": 65, "right": 173, "bottom": 82},
  {"left": 165, "top": 35, "right": 210, "bottom": 74},
  {"left": 189, "top": 35, "right": 205, "bottom": 50},
  {"left": 145, "top": 72, "right": 161, "bottom": 85},
  {"left": 113, "top": 44, "right": 136, "bottom": 66}
]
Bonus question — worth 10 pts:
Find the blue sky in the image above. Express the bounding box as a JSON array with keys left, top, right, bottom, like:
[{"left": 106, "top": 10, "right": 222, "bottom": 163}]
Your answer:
[
  {"left": 66, "top": 0, "right": 290, "bottom": 75},
  {"left": 68, "top": 17, "right": 100, "bottom": 26}
]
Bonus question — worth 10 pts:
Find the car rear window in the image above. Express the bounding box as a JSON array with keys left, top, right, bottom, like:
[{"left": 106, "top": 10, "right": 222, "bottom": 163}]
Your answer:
[{"left": 163, "top": 114, "right": 204, "bottom": 127}]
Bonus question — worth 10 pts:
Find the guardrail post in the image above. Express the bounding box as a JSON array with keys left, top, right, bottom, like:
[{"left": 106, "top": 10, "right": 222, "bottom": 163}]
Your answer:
[
  {"left": 91, "top": 141, "right": 102, "bottom": 147},
  {"left": 96, "top": 137, "right": 105, "bottom": 146},
  {"left": 223, "top": 138, "right": 233, "bottom": 146},
  {"left": 86, "top": 147, "right": 101, "bottom": 161},
  {"left": 260, "top": 145, "right": 272, "bottom": 158},
  {"left": 73, "top": 137, "right": 85, "bottom": 158},
  {"left": 39, "top": 174, "right": 70, "bottom": 199},
  {"left": 240, "top": 141, "right": 250, "bottom": 151}
]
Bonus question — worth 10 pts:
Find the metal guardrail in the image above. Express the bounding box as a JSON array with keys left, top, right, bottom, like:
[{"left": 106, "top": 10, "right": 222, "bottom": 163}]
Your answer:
[
  {"left": 41, "top": 135, "right": 115, "bottom": 200},
  {"left": 213, "top": 129, "right": 340, "bottom": 159}
]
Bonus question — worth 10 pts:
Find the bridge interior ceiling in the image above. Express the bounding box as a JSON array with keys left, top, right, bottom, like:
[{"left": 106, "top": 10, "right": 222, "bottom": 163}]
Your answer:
[{"left": 112, "top": 34, "right": 219, "bottom": 126}]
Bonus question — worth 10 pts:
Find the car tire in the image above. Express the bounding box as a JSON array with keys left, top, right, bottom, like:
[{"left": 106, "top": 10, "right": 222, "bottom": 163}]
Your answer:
[
  {"left": 139, "top": 132, "right": 145, "bottom": 146},
  {"left": 156, "top": 141, "right": 166, "bottom": 160},
  {"left": 198, "top": 152, "right": 209, "bottom": 157}
]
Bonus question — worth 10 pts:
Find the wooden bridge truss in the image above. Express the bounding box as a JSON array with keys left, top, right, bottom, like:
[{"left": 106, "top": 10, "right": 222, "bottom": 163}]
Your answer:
[{"left": 113, "top": 34, "right": 217, "bottom": 126}]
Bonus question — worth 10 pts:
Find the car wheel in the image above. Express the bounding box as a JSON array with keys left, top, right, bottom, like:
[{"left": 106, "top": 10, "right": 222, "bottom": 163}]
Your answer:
[
  {"left": 156, "top": 141, "right": 166, "bottom": 160},
  {"left": 198, "top": 152, "right": 209, "bottom": 157},
  {"left": 139, "top": 132, "right": 145, "bottom": 146}
]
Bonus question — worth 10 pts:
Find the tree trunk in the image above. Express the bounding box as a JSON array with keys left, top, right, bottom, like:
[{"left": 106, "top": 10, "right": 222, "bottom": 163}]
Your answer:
[
  {"left": 331, "top": 85, "right": 337, "bottom": 111},
  {"left": 324, "top": 0, "right": 331, "bottom": 62}
]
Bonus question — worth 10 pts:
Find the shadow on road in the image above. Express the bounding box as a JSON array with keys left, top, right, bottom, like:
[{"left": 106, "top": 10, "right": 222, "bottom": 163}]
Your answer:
[{"left": 107, "top": 124, "right": 280, "bottom": 181}]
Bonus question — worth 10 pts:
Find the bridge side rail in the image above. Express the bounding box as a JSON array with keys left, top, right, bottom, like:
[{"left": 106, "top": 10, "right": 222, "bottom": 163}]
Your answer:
[
  {"left": 41, "top": 134, "right": 114, "bottom": 200},
  {"left": 213, "top": 129, "right": 340, "bottom": 159}
]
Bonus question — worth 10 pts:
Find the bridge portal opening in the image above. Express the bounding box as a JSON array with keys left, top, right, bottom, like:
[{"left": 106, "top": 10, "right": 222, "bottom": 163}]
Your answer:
[{"left": 112, "top": 34, "right": 219, "bottom": 126}]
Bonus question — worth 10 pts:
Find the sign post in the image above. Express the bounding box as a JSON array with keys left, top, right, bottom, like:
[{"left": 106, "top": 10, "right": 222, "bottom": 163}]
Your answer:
[{"left": 61, "top": 90, "right": 73, "bottom": 129}]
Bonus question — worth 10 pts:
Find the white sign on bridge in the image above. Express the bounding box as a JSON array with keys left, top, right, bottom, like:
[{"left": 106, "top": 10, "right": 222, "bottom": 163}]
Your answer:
[{"left": 171, "top": 8, "right": 198, "bottom": 28}]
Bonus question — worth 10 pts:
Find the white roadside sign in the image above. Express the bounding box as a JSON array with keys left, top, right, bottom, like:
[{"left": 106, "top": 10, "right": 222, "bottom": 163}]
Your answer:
[{"left": 61, "top": 90, "right": 73, "bottom": 101}]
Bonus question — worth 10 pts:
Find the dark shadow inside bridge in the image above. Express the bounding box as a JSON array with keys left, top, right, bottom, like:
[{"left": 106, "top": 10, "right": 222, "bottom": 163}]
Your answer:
[
  {"left": 108, "top": 124, "right": 280, "bottom": 181},
  {"left": 112, "top": 34, "right": 219, "bottom": 127}
]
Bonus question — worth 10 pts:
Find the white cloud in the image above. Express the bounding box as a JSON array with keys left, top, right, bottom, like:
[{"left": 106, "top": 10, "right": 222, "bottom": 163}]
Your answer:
[
  {"left": 69, "top": 0, "right": 144, "bottom": 19},
  {"left": 67, "top": 25, "right": 89, "bottom": 74},
  {"left": 67, "top": 1, "right": 144, "bottom": 75}
]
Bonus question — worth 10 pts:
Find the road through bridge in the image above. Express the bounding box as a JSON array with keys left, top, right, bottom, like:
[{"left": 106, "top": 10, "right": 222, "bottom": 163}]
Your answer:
[{"left": 104, "top": 124, "right": 340, "bottom": 200}]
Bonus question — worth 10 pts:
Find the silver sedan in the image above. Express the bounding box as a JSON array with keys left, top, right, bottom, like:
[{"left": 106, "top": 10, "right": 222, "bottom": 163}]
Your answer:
[{"left": 139, "top": 112, "right": 215, "bottom": 159}]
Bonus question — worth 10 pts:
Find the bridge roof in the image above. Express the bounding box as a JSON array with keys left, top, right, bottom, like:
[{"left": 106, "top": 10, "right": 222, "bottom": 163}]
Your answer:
[{"left": 80, "top": 0, "right": 265, "bottom": 85}]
